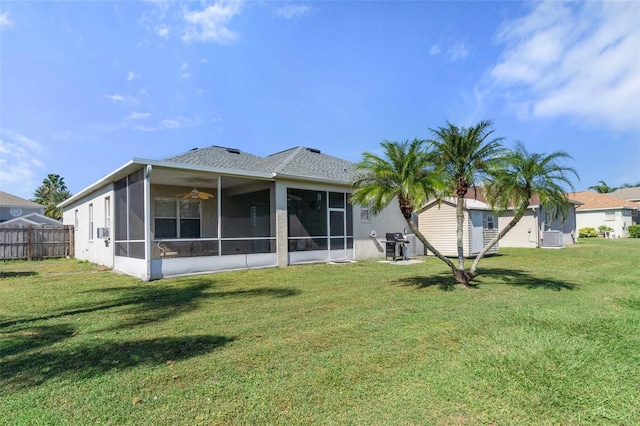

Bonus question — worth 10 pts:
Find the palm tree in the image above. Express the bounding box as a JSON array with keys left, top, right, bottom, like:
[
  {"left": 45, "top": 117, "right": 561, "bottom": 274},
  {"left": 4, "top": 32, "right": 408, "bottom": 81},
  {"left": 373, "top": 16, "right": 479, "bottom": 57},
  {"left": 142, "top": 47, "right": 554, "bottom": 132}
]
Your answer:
[
  {"left": 32, "top": 174, "right": 71, "bottom": 220},
  {"left": 350, "top": 139, "right": 457, "bottom": 269},
  {"left": 469, "top": 142, "right": 579, "bottom": 276},
  {"left": 428, "top": 120, "right": 504, "bottom": 285},
  {"left": 588, "top": 180, "right": 614, "bottom": 193}
]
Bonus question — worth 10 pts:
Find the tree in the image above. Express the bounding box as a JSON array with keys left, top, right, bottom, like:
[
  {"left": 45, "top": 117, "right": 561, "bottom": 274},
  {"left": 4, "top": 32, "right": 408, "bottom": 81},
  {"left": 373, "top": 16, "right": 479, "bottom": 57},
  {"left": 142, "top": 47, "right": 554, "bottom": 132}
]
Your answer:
[
  {"left": 588, "top": 180, "right": 614, "bottom": 193},
  {"left": 469, "top": 142, "right": 579, "bottom": 275},
  {"left": 428, "top": 120, "right": 504, "bottom": 286},
  {"left": 32, "top": 174, "right": 72, "bottom": 220},
  {"left": 350, "top": 139, "right": 457, "bottom": 270}
]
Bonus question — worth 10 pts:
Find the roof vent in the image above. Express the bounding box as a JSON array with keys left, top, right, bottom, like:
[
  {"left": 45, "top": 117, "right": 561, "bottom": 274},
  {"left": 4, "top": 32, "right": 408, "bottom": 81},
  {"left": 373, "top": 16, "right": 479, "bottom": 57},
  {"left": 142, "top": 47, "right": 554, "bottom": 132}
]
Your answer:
[
  {"left": 226, "top": 148, "right": 241, "bottom": 154},
  {"left": 189, "top": 147, "right": 198, "bottom": 151},
  {"left": 306, "top": 148, "right": 321, "bottom": 154}
]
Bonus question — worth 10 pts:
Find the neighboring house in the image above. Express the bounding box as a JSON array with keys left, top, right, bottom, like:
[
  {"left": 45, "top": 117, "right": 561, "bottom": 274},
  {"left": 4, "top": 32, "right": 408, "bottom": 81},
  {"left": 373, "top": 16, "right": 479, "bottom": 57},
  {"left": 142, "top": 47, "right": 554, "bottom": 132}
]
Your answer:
[
  {"left": 610, "top": 186, "right": 640, "bottom": 203},
  {"left": 0, "top": 212, "right": 61, "bottom": 227},
  {"left": 568, "top": 191, "right": 640, "bottom": 238},
  {"left": 418, "top": 197, "right": 499, "bottom": 257},
  {"left": 418, "top": 189, "right": 580, "bottom": 252},
  {"left": 497, "top": 194, "right": 581, "bottom": 248},
  {"left": 59, "top": 145, "right": 416, "bottom": 280},
  {"left": 0, "top": 191, "right": 45, "bottom": 222}
]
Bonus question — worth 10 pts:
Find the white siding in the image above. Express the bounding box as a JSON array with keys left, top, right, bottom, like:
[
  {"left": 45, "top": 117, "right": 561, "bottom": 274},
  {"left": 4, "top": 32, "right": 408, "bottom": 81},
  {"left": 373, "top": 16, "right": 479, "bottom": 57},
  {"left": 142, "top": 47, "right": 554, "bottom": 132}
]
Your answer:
[
  {"left": 576, "top": 209, "right": 632, "bottom": 238},
  {"left": 62, "top": 184, "right": 115, "bottom": 267}
]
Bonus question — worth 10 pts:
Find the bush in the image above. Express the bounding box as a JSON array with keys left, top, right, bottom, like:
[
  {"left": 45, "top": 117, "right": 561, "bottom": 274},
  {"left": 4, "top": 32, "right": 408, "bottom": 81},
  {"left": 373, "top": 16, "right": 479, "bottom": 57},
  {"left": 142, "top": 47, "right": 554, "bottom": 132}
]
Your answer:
[
  {"left": 629, "top": 225, "right": 640, "bottom": 238},
  {"left": 579, "top": 227, "right": 598, "bottom": 238}
]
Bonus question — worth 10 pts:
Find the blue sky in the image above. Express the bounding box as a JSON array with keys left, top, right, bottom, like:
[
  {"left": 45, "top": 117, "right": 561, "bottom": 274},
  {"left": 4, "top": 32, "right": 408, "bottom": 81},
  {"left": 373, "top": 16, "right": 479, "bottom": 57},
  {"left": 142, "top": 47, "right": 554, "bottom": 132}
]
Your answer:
[{"left": 1, "top": 0, "right": 639, "bottom": 199}]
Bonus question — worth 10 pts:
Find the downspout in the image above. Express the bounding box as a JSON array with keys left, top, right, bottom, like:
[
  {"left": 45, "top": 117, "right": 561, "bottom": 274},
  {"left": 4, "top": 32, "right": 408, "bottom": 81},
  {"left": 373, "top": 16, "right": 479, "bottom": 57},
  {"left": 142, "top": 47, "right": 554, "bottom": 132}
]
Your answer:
[
  {"left": 217, "top": 175, "right": 222, "bottom": 256},
  {"left": 144, "top": 165, "right": 152, "bottom": 281}
]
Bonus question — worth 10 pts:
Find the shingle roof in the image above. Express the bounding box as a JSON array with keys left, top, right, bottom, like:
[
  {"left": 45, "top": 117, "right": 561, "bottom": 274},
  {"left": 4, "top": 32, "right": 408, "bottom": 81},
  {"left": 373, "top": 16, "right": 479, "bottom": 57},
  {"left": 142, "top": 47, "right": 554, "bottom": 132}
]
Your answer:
[
  {"left": 567, "top": 191, "right": 640, "bottom": 210},
  {"left": 166, "top": 146, "right": 265, "bottom": 171},
  {"left": 166, "top": 145, "right": 357, "bottom": 183},
  {"left": 610, "top": 186, "right": 640, "bottom": 201},
  {"left": 0, "top": 191, "right": 44, "bottom": 208}
]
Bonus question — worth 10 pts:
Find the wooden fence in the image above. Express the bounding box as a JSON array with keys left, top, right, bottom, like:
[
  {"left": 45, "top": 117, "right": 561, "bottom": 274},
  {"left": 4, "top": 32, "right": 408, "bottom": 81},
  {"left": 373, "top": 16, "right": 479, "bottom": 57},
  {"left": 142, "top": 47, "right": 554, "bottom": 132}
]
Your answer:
[{"left": 0, "top": 225, "right": 74, "bottom": 261}]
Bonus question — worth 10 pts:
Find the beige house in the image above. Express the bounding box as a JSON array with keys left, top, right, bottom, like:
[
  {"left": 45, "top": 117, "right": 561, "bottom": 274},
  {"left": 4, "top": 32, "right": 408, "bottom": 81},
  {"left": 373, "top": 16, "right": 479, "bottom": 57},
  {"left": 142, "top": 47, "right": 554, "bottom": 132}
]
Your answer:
[{"left": 568, "top": 191, "right": 640, "bottom": 238}]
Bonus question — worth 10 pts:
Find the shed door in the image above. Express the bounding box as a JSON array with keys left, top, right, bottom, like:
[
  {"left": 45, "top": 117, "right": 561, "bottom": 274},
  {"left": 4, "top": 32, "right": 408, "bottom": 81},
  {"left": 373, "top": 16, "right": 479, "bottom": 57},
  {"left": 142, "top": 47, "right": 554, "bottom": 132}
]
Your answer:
[{"left": 470, "top": 211, "right": 484, "bottom": 254}]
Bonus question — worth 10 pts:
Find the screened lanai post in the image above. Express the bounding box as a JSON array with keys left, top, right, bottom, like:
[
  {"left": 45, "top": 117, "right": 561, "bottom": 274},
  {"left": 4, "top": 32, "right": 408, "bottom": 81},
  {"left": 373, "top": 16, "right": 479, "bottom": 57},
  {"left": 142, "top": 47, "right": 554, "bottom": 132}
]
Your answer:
[
  {"left": 217, "top": 175, "right": 222, "bottom": 257},
  {"left": 144, "top": 164, "right": 152, "bottom": 281}
]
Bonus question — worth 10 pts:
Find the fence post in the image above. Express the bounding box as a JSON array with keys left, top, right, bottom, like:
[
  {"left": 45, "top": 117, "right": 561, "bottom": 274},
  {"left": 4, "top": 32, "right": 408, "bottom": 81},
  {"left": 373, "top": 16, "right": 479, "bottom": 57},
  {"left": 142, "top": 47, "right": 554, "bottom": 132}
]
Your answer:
[
  {"left": 26, "top": 226, "right": 33, "bottom": 261},
  {"left": 69, "top": 226, "right": 75, "bottom": 257}
]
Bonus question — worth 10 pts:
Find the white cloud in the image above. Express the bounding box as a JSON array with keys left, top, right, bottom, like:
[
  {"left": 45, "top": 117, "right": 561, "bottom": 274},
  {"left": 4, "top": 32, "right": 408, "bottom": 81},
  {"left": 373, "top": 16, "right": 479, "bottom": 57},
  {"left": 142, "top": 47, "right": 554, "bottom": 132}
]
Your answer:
[
  {"left": 0, "top": 130, "right": 45, "bottom": 198},
  {"left": 182, "top": 0, "right": 242, "bottom": 44},
  {"left": 181, "top": 73, "right": 191, "bottom": 79},
  {"left": 276, "top": 4, "right": 311, "bottom": 19},
  {"left": 127, "top": 71, "right": 140, "bottom": 81},
  {"left": 446, "top": 43, "right": 469, "bottom": 62},
  {"left": 126, "top": 112, "right": 151, "bottom": 121},
  {"left": 105, "top": 94, "right": 140, "bottom": 105},
  {"left": 0, "top": 12, "right": 14, "bottom": 30},
  {"left": 133, "top": 116, "right": 200, "bottom": 132},
  {"left": 429, "top": 44, "right": 440, "bottom": 55},
  {"left": 489, "top": 1, "right": 640, "bottom": 131},
  {"left": 157, "top": 26, "right": 169, "bottom": 38}
]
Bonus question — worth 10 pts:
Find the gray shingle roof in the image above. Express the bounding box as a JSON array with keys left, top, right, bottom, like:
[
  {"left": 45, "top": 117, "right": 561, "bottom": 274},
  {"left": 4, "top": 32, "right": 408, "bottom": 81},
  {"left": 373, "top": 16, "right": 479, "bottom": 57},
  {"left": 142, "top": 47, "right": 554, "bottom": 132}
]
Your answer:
[
  {"left": 0, "top": 191, "right": 44, "bottom": 208},
  {"left": 610, "top": 186, "right": 640, "bottom": 201},
  {"left": 166, "top": 145, "right": 357, "bottom": 183}
]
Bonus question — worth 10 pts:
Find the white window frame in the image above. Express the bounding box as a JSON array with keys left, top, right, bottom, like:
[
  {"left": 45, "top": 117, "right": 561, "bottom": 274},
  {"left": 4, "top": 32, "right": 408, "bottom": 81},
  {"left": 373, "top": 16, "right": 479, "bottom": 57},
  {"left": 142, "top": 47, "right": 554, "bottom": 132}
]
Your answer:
[
  {"left": 154, "top": 198, "right": 201, "bottom": 239},
  {"left": 604, "top": 210, "right": 615, "bottom": 221},
  {"left": 89, "top": 204, "right": 94, "bottom": 241},
  {"left": 105, "top": 196, "right": 111, "bottom": 229},
  {"left": 360, "top": 204, "right": 371, "bottom": 222}
]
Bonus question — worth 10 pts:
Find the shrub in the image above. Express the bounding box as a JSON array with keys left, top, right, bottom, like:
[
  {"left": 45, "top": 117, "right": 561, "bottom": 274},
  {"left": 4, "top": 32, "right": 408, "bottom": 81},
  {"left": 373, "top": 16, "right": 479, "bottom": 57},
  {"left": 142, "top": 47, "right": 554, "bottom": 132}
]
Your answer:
[
  {"left": 629, "top": 225, "right": 640, "bottom": 238},
  {"left": 579, "top": 227, "right": 598, "bottom": 238}
]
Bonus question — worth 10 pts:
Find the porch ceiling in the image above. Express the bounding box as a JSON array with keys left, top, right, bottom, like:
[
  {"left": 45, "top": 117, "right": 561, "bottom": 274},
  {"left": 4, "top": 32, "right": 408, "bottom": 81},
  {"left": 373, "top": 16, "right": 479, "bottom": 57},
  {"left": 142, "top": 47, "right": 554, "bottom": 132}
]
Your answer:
[{"left": 149, "top": 167, "right": 268, "bottom": 189}]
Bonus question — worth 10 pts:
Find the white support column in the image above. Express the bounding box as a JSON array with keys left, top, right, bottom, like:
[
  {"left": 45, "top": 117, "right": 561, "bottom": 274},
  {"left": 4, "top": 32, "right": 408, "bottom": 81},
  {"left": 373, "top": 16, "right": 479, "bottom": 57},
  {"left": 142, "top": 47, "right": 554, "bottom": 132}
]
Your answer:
[{"left": 144, "top": 165, "right": 152, "bottom": 281}]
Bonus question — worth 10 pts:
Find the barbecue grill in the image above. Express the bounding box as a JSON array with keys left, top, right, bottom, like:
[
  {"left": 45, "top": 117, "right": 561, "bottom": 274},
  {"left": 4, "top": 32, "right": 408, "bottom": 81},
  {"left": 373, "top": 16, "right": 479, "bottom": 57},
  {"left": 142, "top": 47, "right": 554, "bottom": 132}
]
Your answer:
[{"left": 385, "top": 232, "right": 410, "bottom": 261}]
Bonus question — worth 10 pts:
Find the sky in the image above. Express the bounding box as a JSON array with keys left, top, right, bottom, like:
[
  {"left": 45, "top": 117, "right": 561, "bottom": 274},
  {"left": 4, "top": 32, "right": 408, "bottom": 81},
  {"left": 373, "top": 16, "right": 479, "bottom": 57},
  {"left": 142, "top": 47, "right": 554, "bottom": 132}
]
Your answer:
[{"left": 1, "top": 0, "right": 639, "bottom": 199}]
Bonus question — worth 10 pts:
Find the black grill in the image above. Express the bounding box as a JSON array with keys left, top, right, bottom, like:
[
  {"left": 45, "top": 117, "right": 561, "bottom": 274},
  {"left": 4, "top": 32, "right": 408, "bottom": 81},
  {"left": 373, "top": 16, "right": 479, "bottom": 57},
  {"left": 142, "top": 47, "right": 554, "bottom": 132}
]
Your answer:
[{"left": 385, "top": 232, "right": 409, "bottom": 261}]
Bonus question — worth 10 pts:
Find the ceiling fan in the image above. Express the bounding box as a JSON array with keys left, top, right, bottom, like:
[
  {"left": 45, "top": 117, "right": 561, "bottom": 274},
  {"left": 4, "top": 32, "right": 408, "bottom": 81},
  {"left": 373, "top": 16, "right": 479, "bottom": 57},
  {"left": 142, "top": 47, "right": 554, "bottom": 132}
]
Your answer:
[{"left": 177, "top": 185, "right": 214, "bottom": 200}]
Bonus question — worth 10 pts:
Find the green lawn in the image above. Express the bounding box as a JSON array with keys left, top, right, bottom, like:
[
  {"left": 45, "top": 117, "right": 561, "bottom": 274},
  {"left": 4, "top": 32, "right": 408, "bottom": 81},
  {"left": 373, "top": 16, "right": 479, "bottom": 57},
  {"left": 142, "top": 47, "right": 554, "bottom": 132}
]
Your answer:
[{"left": 1, "top": 238, "right": 639, "bottom": 425}]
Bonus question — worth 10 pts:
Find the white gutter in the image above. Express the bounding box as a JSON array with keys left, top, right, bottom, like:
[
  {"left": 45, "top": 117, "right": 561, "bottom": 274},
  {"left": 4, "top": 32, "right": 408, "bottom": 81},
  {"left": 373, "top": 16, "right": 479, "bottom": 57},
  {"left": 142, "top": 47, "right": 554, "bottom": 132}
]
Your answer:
[{"left": 271, "top": 172, "right": 352, "bottom": 187}]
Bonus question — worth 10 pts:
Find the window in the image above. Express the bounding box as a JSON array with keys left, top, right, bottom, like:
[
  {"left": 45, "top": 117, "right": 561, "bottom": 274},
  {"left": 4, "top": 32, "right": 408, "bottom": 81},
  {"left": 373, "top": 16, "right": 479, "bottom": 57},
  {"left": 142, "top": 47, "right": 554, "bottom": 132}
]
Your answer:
[
  {"left": 104, "top": 197, "right": 111, "bottom": 228},
  {"left": 89, "top": 204, "right": 94, "bottom": 241},
  {"left": 483, "top": 213, "right": 495, "bottom": 230},
  {"left": 154, "top": 198, "right": 201, "bottom": 239},
  {"left": 605, "top": 210, "right": 615, "bottom": 221},
  {"left": 360, "top": 204, "right": 371, "bottom": 222}
]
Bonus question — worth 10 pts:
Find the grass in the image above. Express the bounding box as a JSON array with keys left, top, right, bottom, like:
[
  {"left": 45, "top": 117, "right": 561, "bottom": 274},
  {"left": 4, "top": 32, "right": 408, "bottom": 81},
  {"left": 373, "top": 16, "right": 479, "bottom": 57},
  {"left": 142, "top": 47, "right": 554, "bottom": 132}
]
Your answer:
[{"left": 1, "top": 238, "right": 639, "bottom": 425}]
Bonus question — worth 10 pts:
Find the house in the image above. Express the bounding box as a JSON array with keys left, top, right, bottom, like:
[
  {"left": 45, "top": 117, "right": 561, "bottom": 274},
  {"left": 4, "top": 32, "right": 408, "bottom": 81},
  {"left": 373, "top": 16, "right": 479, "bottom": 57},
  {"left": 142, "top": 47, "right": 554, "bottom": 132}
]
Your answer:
[
  {"left": 0, "top": 212, "right": 62, "bottom": 227},
  {"left": 610, "top": 186, "right": 640, "bottom": 203},
  {"left": 568, "top": 191, "right": 640, "bottom": 238},
  {"left": 0, "top": 191, "right": 45, "bottom": 222},
  {"left": 497, "top": 194, "right": 581, "bottom": 248},
  {"left": 418, "top": 197, "right": 499, "bottom": 257},
  {"left": 417, "top": 189, "right": 581, "bottom": 252},
  {"left": 59, "top": 145, "right": 416, "bottom": 280}
]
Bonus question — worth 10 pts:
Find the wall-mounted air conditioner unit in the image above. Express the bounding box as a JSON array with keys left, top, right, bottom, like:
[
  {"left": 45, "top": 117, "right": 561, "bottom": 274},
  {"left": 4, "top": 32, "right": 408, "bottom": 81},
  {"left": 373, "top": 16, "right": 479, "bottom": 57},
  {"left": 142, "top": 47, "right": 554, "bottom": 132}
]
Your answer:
[
  {"left": 542, "top": 230, "right": 563, "bottom": 248},
  {"left": 96, "top": 227, "right": 110, "bottom": 239}
]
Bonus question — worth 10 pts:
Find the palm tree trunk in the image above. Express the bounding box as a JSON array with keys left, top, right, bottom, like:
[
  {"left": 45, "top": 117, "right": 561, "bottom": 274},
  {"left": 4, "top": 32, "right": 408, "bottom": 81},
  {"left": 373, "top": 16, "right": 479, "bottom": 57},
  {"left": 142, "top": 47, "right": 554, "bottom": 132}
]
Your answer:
[
  {"left": 403, "top": 217, "right": 457, "bottom": 271},
  {"left": 456, "top": 195, "right": 465, "bottom": 271},
  {"left": 469, "top": 205, "right": 527, "bottom": 276}
]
